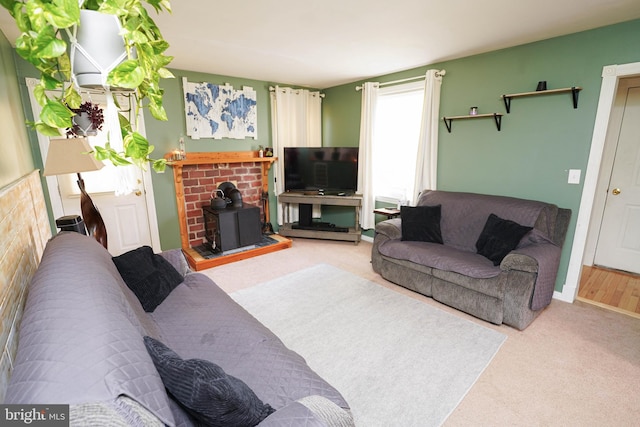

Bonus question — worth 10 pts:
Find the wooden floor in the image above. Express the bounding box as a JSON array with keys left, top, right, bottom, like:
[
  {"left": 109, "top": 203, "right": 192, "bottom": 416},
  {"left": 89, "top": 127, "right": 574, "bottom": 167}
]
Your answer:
[{"left": 577, "top": 265, "right": 640, "bottom": 319}]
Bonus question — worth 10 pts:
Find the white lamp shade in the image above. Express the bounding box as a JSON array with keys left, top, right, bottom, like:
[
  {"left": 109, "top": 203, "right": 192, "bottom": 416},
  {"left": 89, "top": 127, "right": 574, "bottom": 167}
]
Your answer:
[{"left": 43, "top": 137, "right": 105, "bottom": 176}]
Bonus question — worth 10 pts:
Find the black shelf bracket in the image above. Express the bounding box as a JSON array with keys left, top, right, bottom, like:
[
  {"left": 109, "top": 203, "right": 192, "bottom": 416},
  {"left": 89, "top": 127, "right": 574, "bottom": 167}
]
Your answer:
[
  {"left": 493, "top": 113, "right": 502, "bottom": 131},
  {"left": 503, "top": 96, "right": 512, "bottom": 114},
  {"left": 444, "top": 117, "right": 453, "bottom": 133},
  {"left": 571, "top": 86, "right": 580, "bottom": 109}
]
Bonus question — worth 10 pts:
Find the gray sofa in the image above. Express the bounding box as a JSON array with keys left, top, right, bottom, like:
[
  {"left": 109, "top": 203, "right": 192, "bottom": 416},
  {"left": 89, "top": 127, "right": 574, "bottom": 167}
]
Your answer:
[
  {"left": 372, "top": 190, "right": 571, "bottom": 330},
  {"left": 6, "top": 232, "right": 353, "bottom": 426}
]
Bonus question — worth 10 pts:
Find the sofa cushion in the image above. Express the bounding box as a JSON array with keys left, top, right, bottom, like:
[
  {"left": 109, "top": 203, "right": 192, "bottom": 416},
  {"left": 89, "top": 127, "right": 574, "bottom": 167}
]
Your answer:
[
  {"left": 151, "top": 274, "right": 350, "bottom": 411},
  {"left": 476, "top": 214, "right": 533, "bottom": 265},
  {"left": 379, "top": 239, "right": 501, "bottom": 279},
  {"left": 113, "top": 246, "right": 184, "bottom": 312},
  {"left": 416, "top": 190, "right": 552, "bottom": 252},
  {"left": 400, "top": 205, "right": 443, "bottom": 244},
  {"left": 144, "top": 336, "right": 275, "bottom": 427}
]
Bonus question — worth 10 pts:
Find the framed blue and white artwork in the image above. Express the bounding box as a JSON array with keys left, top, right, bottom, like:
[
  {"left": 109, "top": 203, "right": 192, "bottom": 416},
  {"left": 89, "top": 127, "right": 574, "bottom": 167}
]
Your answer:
[{"left": 182, "top": 77, "right": 257, "bottom": 139}]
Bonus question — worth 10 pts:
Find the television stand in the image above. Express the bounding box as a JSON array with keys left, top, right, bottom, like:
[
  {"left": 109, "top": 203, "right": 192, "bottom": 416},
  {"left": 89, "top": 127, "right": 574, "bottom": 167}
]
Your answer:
[{"left": 278, "top": 192, "right": 362, "bottom": 244}]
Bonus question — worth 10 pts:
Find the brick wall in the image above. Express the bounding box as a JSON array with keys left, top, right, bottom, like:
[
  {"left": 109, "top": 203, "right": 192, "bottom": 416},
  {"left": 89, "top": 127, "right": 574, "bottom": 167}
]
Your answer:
[{"left": 183, "top": 162, "right": 263, "bottom": 247}]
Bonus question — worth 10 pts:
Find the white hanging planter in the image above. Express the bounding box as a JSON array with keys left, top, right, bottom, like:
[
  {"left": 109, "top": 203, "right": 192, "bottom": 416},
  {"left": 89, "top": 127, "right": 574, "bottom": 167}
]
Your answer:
[{"left": 70, "top": 9, "right": 134, "bottom": 91}]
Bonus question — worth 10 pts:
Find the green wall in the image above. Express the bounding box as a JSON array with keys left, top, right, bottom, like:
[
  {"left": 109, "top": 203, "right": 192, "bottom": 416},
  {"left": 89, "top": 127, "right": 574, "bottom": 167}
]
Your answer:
[
  {"left": 0, "top": 30, "right": 33, "bottom": 188},
  {"left": 323, "top": 19, "right": 640, "bottom": 293},
  {"left": 6, "top": 18, "right": 640, "bottom": 294},
  {"left": 144, "top": 70, "right": 318, "bottom": 249}
]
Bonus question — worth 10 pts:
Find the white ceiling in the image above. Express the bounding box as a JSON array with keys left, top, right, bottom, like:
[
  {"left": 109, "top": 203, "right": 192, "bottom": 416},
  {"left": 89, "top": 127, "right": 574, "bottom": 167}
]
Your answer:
[{"left": 1, "top": 0, "right": 639, "bottom": 89}]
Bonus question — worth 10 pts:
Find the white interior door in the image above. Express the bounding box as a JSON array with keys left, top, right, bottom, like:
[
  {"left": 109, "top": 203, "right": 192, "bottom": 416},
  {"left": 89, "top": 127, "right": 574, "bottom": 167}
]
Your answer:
[
  {"left": 593, "top": 79, "right": 640, "bottom": 273},
  {"left": 57, "top": 158, "right": 153, "bottom": 256},
  {"left": 27, "top": 78, "right": 161, "bottom": 256}
]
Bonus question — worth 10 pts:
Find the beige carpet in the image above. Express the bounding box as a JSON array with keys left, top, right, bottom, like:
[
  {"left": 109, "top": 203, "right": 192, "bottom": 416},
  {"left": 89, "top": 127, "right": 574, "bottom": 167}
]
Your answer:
[
  {"left": 203, "top": 237, "right": 640, "bottom": 426},
  {"left": 231, "top": 264, "right": 506, "bottom": 426}
]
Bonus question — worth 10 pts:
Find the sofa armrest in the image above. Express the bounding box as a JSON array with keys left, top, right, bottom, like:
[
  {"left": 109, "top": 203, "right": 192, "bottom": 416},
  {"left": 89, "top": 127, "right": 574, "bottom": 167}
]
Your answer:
[
  {"left": 501, "top": 252, "right": 538, "bottom": 273},
  {"left": 501, "top": 241, "right": 559, "bottom": 273},
  {"left": 259, "top": 396, "right": 354, "bottom": 427},
  {"left": 159, "top": 248, "right": 191, "bottom": 277},
  {"left": 375, "top": 218, "right": 402, "bottom": 241}
]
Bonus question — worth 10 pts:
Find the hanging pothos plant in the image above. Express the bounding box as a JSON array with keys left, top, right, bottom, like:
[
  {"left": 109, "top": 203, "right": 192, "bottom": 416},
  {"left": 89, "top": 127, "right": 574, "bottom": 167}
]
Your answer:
[{"left": 0, "top": 0, "right": 174, "bottom": 172}]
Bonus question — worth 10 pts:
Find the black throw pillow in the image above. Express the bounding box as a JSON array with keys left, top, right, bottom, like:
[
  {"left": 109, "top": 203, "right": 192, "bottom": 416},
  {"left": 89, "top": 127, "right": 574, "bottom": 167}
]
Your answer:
[
  {"left": 476, "top": 214, "right": 533, "bottom": 266},
  {"left": 143, "top": 336, "right": 275, "bottom": 427},
  {"left": 400, "top": 205, "right": 443, "bottom": 244},
  {"left": 112, "top": 246, "right": 183, "bottom": 312}
]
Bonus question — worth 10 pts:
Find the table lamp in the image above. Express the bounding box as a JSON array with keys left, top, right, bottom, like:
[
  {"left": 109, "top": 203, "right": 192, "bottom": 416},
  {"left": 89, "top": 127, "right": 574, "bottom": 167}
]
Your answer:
[{"left": 43, "top": 137, "right": 108, "bottom": 249}]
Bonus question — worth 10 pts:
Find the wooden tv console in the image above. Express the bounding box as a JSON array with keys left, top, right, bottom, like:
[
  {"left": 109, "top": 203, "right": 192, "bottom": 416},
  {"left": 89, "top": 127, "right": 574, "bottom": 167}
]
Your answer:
[{"left": 278, "top": 192, "right": 362, "bottom": 244}]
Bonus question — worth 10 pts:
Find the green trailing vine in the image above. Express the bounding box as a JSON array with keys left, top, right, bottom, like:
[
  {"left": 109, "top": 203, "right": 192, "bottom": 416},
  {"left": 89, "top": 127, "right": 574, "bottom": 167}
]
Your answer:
[{"left": 0, "top": 0, "right": 174, "bottom": 172}]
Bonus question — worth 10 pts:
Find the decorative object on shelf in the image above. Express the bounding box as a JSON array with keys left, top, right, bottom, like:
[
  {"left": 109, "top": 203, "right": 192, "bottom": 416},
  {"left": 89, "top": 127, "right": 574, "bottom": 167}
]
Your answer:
[
  {"left": 183, "top": 78, "right": 257, "bottom": 140},
  {"left": 442, "top": 113, "right": 503, "bottom": 133},
  {"left": 179, "top": 136, "right": 186, "bottom": 159},
  {"left": 258, "top": 145, "right": 264, "bottom": 158},
  {"left": 66, "top": 101, "right": 104, "bottom": 137},
  {"left": 169, "top": 137, "right": 186, "bottom": 161},
  {"left": 502, "top": 86, "right": 582, "bottom": 113},
  {"left": 43, "top": 137, "right": 107, "bottom": 249},
  {"left": 170, "top": 150, "right": 184, "bottom": 161},
  {"left": 265, "top": 147, "right": 274, "bottom": 157},
  {"left": 536, "top": 81, "right": 548, "bottom": 91},
  {"left": 1, "top": 0, "right": 175, "bottom": 172},
  {"left": 469, "top": 107, "right": 478, "bottom": 115}
]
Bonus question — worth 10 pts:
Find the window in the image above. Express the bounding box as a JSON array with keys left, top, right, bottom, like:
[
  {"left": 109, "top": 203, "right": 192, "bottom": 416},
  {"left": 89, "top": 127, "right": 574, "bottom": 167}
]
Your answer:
[
  {"left": 56, "top": 93, "right": 137, "bottom": 196},
  {"left": 372, "top": 81, "right": 424, "bottom": 204}
]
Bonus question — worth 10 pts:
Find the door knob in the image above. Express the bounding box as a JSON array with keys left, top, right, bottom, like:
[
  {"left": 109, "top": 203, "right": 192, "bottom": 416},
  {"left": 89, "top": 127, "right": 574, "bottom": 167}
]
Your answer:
[
  {"left": 612, "top": 188, "right": 621, "bottom": 195},
  {"left": 135, "top": 190, "right": 142, "bottom": 196}
]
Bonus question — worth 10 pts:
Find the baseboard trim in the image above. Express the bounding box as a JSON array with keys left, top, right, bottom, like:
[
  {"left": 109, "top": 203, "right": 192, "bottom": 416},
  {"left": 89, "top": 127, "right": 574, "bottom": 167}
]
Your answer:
[{"left": 553, "top": 285, "right": 575, "bottom": 303}]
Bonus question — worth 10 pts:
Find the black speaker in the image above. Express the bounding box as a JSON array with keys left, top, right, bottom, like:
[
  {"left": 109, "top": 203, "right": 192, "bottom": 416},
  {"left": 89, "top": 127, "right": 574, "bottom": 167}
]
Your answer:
[
  {"left": 56, "top": 215, "right": 87, "bottom": 235},
  {"left": 298, "top": 203, "right": 313, "bottom": 226}
]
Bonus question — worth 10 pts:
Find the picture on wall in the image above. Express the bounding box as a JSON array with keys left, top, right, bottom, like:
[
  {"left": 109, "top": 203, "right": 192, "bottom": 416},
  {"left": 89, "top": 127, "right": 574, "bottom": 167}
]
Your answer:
[{"left": 182, "top": 77, "right": 257, "bottom": 140}]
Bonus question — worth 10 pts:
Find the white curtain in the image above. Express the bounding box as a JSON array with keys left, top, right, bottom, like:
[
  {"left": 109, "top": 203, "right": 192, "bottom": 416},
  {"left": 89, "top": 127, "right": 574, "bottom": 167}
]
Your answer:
[
  {"left": 271, "top": 86, "right": 323, "bottom": 225},
  {"left": 412, "top": 69, "right": 445, "bottom": 203},
  {"left": 357, "top": 82, "right": 379, "bottom": 230}
]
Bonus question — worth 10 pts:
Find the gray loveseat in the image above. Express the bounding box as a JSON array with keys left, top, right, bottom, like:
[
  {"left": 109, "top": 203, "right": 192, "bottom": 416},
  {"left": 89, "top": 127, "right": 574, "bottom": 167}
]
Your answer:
[
  {"left": 372, "top": 190, "right": 571, "bottom": 330},
  {"left": 7, "top": 232, "right": 353, "bottom": 426}
]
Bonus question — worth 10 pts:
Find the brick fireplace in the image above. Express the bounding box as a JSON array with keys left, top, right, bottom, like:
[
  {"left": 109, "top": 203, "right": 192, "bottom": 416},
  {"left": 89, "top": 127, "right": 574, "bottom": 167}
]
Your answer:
[
  {"left": 183, "top": 162, "right": 264, "bottom": 247},
  {"left": 167, "top": 151, "right": 289, "bottom": 270}
]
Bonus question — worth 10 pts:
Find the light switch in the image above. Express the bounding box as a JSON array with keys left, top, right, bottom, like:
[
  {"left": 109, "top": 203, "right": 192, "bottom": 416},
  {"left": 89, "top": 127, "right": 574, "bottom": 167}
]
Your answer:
[{"left": 568, "top": 169, "right": 581, "bottom": 184}]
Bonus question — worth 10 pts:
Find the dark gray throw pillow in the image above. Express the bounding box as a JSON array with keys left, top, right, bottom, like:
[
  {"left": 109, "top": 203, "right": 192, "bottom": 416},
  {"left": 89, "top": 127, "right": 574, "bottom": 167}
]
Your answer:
[
  {"left": 401, "top": 205, "right": 443, "bottom": 244},
  {"left": 476, "top": 214, "right": 533, "bottom": 266},
  {"left": 112, "top": 246, "right": 183, "bottom": 312},
  {"left": 143, "top": 336, "right": 275, "bottom": 427}
]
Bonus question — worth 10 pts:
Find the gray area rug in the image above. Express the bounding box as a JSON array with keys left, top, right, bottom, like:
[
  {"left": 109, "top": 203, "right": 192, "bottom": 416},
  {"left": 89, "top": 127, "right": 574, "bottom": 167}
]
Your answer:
[{"left": 231, "top": 264, "right": 506, "bottom": 426}]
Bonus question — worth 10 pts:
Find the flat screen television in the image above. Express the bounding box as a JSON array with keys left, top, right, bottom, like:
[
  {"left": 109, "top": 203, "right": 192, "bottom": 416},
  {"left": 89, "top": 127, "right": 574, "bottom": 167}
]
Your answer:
[{"left": 284, "top": 147, "right": 359, "bottom": 195}]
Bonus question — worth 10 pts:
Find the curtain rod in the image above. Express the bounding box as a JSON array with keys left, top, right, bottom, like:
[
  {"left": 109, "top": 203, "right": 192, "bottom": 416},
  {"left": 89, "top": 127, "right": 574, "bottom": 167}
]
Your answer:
[
  {"left": 269, "top": 86, "right": 325, "bottom": 98},
  {"left": 355, "top": 69, "right": 446, "bottom": 91}
]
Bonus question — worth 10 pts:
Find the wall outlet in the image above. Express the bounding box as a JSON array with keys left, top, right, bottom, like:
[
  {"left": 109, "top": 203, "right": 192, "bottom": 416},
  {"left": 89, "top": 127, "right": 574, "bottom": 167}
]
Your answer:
[{"left": 568, "top": 169, "right": 581, "bottom": 184}]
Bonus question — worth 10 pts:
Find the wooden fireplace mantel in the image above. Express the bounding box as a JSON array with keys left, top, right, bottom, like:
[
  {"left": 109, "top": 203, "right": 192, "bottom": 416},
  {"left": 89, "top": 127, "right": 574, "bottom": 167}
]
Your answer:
[{"left": 166, "top": 151, "right": 289, "bottom": 270}]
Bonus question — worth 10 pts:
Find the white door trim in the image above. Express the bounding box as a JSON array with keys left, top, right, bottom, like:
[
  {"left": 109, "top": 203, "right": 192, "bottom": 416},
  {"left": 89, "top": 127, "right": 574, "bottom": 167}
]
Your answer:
[
  {"left": 559, "top": 62, "right": 640, "bottom": 303},
  {"left": 26, "top": 77, "right": 162, "bottom": 253}
]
